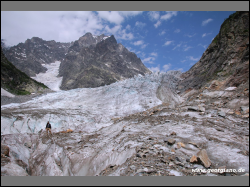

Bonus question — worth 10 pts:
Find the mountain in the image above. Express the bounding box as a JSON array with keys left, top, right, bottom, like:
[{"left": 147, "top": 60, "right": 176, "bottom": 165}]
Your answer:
[
  {"left": 2, "top": 33, "right": 151, "bottom": 90},
  {"left": 58, "top": 32, "right": 151, "bottom": 90},
  {"left": 3, "top": 37, "right": 72, "bottom": 77},
  {"left": 178, "top": 11, "right": 249, "bottom": 93},
  {"left": 1, "top": 47, "right": 49, "bottom": 95}
]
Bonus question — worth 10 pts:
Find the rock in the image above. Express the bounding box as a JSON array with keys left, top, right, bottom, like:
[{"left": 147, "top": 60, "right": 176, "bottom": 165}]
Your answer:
[
  {"left": 242, "top": 114, "right": 249, "bottom": 118},
  {"left": 169, "top": 162, "right": 175, "bottom": 167},
  {"left": 197, "top": 149, "right": 212, "bottom": 168},
  {"left": 218, "top": 111, "right": 226, "bottom": 118},
  {"left": 198, "top": 105, "right": 205, "bottom": 112},
  {"left": 24, "top": 142, "right": 32, "bottom": 149},
  {"left": 66, "top": 129, "right": 73, "bottom": 133},
  {"left": 171, "top": 148, "right": 175, "bottom": 152},
  {"left": 177, "top": 142, "right": 185, "bottom": 149},
  {"left": 190, "top": 155, "right": 198, "bottom": 163},
  {"left": 240, "top": 106, "right": 249, "bottom": 114},
  {"left": 187, "top": 106, "right": 199, "bottom": 112},
  {"left": 235, "top": 110, "right": 241, "bottom": 115},
  {"left": 136, "top": 153, "right": 142, "bottom": 158},
  {"left": 166, "top": 138, "right": 176, "bottom": 145},
  {"left": 170, "top": 132, "right": 176, "bottom": 136},
  {"left": 1, "top": 144, "right": 10, "bottom": 157},
  {"left": 188, "top": 142, "right": 199, "bottom": 148}
]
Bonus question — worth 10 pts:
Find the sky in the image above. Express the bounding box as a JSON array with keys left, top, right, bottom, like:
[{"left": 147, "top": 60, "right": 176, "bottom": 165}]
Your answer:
[{"left": 1, "top": 11, "right": 236, "bottom": 73}]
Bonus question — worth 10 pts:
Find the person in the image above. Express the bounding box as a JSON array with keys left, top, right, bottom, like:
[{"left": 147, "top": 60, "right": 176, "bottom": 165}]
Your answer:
[{"left": 46, "top": 121, "right": 52, "bottom": 136}]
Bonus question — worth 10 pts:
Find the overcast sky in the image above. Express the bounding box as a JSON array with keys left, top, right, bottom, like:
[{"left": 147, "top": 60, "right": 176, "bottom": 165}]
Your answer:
[{"left": 1, "top": 11, "right": 236, "bottom": 73}]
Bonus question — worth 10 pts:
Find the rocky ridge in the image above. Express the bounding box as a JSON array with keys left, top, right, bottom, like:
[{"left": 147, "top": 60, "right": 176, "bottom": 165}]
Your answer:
[
  {"left": 3, "top": 37, "right": 72, "bottom": 77},
  {"left": 59, "top": 32, "right": 151, "bottom": 90},
  {"left": 1, "top": 47, "right": 50, "bottom": 95}
]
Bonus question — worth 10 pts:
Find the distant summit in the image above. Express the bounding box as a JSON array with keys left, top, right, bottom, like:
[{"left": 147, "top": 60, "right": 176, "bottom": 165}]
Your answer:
[{"left": 59, "top": 33, "right": 151, "bottom": 90}]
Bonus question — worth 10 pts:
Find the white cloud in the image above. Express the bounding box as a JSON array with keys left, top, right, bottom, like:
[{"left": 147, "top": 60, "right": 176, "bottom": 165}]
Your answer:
[
  {"left": 159, "top": 30, "right": 166, "bottom": 35},
  {"left": 163, "top": 40, "right": 173, "bottom": 46},
  {"left": 202, "top": 33, "right": 212, "bottom": 37},
  {"left": 172, "top": 43, "right": 182, "bottom": 50},
  {"left": 126, "top": 24, "right": 131, "bottom": 30},
  {"left": 177, "top": 68, "right": 184, "bottom": 72},
  {"left": 141, "top": 44, "right": 148, "bottom": 49},
  {"left": 187, "top": 56, "right": 200, "bottom": 61},
  {"left": 97, "top": 11, "right": 142, "bottom": 25},
  {"left": 1, "top": 11, "right": 141, "bottom": 46},
  {"left": 149, "top": 65, "right": 160, "bottom": 72},
  {"left": 97, "top": 11, "right": 124, "bottom": 24},
  {"left": 202, "top": 18, "right": 213, "bottom": 26},
  {"left": 181, "top": 60, "right": 186, "bottom": 63},
  {"left": 183, "top": 45, "right": 192, "bottom": 51},
  {"left": 148, "top": 11, "right": 160, "bottom": 21},
  {"left": 163, "top": 63, "right": 171, "bottom": 72},
  {"left": 161, "top": 11, "right": 178, "bottom": 21},
  {"left": 119, "top": 11, "right": 143, "bottom": 17},
  {"left": 142, "top": 57, "right": 155, "bottom": 64},
  {"left": 135, "top": 21, "right": 146, "bottom": 28},
  {"left": 198, "top": 44, "right": 207, "bottom": 49},
  {"left": 150, "top": 52, "right": 158, "bottom": 57},
  {"left": 154, "top": 20, "right": 161, "bottom": 28},
  {"left": 104, "top": 25, "right": 134, "bottom": 40},
  {"left": 174, "top": 29, "right": 180, "bottom": 33},
  {"left": 132, "top": 40, "right": 148, "bottom": 49},
  {"left": 133, "top": 40, "right": 144, "bottom": 46},
  {"left": 1, "top": 11, "right": 106, "bottom": 46}
]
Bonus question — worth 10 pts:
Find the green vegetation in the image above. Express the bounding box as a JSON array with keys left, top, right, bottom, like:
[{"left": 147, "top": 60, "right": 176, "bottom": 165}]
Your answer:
[
  {"left": 212, "top": 35, "right": 219, "bottom": 44},
  {"left": 1, "top": 48, "right": 48, "bottom": 95}
]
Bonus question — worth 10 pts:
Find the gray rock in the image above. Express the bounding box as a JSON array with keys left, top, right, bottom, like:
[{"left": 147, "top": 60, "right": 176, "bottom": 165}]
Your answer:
[
  {"left": 218, "top": 111, "right": 226, "bottom": 118},
  {"left": 130, "top": 165, "right": 136, "bottom": 170},
  {"left": 240, "top": 106, "right": 249, "bottom": 114},
  {"left": 166, "top": 138, "right": 176, "bottom": 145},
  {"left": 24, "top": 142, "right": 32, "bottom": 149}
]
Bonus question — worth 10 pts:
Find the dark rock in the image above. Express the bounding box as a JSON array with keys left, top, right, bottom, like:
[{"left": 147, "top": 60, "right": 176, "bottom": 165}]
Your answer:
[{"left": 1, "top": 144, "right": 10, "bottom": 157}]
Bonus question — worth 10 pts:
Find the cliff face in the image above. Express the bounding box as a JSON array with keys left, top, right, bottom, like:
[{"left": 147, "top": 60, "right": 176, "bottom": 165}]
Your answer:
[
  {"left": 3, "top": 37, "right": 72, "bottom": 77},
  {"left": 178, "top": 11, "right": 249, "bottom": 93},
  {"left": 58, "top": 33, "right": 151, "bottom": 90},
  {"left": 1, "top": 47, "right": 49, "bottom": 95}
]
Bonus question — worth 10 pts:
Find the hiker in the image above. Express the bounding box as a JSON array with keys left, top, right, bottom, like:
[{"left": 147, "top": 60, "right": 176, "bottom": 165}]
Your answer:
[{"left": 46, "top": 121, "right": 52, "bottom": 136}]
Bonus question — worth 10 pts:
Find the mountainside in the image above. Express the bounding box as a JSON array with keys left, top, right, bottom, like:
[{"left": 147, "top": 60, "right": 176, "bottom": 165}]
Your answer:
[
  {"left": 1, "top": 47, "right": 50, "bottom": 95},
  {"left": 178, "top": 11, "right": 249, "bottom": 93},
  {"left": 58, "top": 33, "right": 151, "bottom": 90},
  {"left": 3, "top": 37, "right": 72, "bottom": 77}
]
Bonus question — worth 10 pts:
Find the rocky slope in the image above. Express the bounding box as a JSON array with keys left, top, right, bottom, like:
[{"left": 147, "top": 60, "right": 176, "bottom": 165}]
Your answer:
[
  {"left": 178, "top": 11, "right": 249, "bottom": 94},
  {"left": 58, "top": 32, "right": 151, "bottom": 90},
  {"left": 2, "top": 37, "right": 72, "bottom": 77},
  {"left": 1, "top": 47, "right": 50, "bottom": 95}
]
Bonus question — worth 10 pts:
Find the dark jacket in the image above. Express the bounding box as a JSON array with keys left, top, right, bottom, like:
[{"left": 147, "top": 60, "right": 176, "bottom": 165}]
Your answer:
[{"left": 46, "top": 122, "right": 51, "bottom": 129}]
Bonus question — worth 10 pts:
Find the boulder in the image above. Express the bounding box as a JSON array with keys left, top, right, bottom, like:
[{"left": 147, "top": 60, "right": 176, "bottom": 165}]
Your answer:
[{"left": 197, "top": 149, "right": 212, "bottom": 168}]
